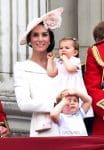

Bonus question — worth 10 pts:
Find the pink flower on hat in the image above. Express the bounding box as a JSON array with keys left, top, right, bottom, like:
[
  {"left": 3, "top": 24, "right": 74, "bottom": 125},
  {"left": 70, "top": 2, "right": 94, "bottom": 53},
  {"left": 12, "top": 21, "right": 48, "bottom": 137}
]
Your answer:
[{"left": 43, "top": 7, "right": 64, "bottom": 30}]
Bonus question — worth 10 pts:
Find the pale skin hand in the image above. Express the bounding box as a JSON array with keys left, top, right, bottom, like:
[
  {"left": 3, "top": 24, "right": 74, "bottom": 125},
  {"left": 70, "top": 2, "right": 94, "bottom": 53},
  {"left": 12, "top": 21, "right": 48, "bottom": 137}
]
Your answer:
[
  {"left": 56, "top": 89, "right": 72, "bottom": 103},
  {"left": 60, "top": 54, "right": 79, "bottom": 73},
  {"left": 47, "top": 52, "right": 55, "bottom": 60},
  {"left": 58, "top": 89, "right": 76, "bottom": 99},
  {"left": 47, "top": 52, "right": 58, "bottom": 77},
  {"left": 0, "top": 126, "right": 10, "bottom": 137}
]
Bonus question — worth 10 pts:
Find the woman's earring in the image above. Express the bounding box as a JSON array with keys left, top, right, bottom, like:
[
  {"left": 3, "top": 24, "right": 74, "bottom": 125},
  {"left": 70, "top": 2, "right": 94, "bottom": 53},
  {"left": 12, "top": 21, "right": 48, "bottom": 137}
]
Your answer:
[{"left": 28, "top": 43, "right": 32, "bottom": 47}]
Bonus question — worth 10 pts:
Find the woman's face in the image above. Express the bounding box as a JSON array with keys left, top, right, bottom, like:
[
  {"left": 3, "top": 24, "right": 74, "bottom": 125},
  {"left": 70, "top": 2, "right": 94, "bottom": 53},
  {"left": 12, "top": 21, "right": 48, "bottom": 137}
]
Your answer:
[{"left": 30, "top": 24, "right": 50, "bottom": 52}]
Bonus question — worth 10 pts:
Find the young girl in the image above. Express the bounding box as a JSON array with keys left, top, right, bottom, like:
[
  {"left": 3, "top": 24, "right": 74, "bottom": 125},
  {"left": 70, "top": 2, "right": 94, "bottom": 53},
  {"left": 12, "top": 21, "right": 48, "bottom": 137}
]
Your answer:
[
  {"left": 47, "top": 37, "right": 83, "bottom": 91},
  {"left": 50, "top": 89, "right": 92, "bottom": 136}
]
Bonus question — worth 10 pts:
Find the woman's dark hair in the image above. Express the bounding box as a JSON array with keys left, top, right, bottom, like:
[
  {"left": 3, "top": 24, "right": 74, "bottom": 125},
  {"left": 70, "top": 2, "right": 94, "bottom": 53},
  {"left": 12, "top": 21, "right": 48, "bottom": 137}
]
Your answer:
[
  {"left": 47, "top": 29, "right": 55, "bottom": 52},
  {"left": 27, "top": 22, "right": 55, "bottom": 52},
  {"left": 93, "top": 21, "right": 104, "bottom": 42}
]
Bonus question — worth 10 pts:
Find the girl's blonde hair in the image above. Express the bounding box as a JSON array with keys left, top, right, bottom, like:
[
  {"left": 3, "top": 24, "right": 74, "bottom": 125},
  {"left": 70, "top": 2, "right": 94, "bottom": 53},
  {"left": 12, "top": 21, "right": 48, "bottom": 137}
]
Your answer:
[{"left": 59, "top": 37, "right": 79, "bottom": 57}]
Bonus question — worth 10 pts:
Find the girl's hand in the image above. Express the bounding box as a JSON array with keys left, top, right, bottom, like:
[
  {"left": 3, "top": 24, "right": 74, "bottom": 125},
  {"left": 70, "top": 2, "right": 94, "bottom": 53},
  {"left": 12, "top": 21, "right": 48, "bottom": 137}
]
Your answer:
[
  {"left": 47, "top": 52, "right": 54, "bottom": 60},
  {"left": 60, "top": 54, "right": 67, "bottom": 61}
]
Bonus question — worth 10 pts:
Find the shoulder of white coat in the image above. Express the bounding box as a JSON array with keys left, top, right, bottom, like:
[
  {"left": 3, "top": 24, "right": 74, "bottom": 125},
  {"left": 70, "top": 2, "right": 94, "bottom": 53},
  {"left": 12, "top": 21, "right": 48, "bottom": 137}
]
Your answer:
[{"left": 14, "top": 60, "right": 29, "bottom": 71}]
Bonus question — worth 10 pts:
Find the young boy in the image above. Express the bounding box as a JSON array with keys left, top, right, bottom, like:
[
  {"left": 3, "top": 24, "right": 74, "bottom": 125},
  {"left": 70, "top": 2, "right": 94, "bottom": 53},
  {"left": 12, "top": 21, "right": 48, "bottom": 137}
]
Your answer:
[{"left": 50, "top": 89, "right": 92, "bottom": 136}]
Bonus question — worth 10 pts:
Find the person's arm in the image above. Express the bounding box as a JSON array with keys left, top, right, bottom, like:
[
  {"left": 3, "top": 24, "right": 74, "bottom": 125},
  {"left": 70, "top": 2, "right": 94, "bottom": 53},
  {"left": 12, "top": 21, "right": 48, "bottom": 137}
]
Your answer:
[
  {"left": 84, "top": 46, "right": 104, "bottom": 117},
  {"left": 0, "top": 101, "right": 10, "bottom": 137},
  {"left": 61, "top": 55, "right": 79, "bottom": 72},
  {"left": 47, "top": 53, "right": 58, "bottom": 77},
  {"left": 75, "top": 91, "right": 92, "bottom": 113},
  {"left": 14, "top": 63, "right": 55, "bottom": 113},
  {"left": 50, "top": 98, "right": 67, "bottom": 123}
]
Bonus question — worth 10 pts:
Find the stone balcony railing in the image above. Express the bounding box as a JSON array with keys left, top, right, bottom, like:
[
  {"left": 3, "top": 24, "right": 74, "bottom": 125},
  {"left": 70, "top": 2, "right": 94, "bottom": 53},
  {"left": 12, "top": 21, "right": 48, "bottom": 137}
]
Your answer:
[{"left": 0, "top": 78, "right": 31, "bottom": 137}]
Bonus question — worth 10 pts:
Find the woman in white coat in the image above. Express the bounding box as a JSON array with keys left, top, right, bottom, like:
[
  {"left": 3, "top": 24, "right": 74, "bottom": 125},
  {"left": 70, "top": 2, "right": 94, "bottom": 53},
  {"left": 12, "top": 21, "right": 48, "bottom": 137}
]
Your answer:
[{"left": 14, "top": 7, "right": 64, "bottom": 137}]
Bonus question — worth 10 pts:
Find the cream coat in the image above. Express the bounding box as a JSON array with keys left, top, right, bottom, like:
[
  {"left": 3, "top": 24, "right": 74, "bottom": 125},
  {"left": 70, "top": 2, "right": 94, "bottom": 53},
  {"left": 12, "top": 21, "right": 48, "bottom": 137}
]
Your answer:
[{"left": 14, "top": 60, "right": 59, "bottom": 136}]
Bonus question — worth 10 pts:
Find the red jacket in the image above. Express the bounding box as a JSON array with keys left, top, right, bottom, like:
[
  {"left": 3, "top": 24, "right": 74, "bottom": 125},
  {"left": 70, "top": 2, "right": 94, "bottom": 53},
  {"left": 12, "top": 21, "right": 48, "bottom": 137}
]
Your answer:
[
  {"left": 84, "top": 41, "right": 104, "bottom": 135},
  {"left": 0, "top": 100, "right": 7, "bottom": 127}
]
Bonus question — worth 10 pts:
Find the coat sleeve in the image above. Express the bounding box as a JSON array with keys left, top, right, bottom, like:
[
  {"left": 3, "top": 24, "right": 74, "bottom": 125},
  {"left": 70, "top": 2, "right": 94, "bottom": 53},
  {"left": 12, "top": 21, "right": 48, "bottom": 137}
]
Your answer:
[
  {"left": 14, "top": 63, "right": 55, "bottom": 113},
  {"left": 84, "top": 47, "right": 104, "bottom": 117},
  {"left": 0, "top": 100, "right": 9, "bottom": 128}
]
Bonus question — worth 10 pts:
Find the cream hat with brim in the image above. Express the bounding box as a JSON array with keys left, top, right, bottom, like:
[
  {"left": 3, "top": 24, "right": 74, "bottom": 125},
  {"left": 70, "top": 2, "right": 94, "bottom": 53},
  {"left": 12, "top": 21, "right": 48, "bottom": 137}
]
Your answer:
[{"left": 20, "top": 7, "right": 64, "bottom": 45}]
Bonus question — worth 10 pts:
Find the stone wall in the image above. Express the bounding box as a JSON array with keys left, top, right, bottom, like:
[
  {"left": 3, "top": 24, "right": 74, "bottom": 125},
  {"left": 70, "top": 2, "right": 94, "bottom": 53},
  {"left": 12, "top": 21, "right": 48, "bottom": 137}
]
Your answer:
[{"left": 0, "top": 78, "right": 31, "bottom": 137}]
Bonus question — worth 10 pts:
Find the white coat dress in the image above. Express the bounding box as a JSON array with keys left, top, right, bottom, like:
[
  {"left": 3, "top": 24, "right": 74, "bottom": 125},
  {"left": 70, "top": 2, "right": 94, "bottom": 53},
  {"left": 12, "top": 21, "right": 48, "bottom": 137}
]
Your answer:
[{"left": 14, "top": 60, "right": 59, "bottom": 137}]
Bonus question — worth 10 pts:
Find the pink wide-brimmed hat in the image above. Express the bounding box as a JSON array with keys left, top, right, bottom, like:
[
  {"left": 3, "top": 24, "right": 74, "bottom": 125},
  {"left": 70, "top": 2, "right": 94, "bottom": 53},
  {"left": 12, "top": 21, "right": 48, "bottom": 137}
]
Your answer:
[{"left": 20, "top": 7, "right": 64, "bottom": 45}]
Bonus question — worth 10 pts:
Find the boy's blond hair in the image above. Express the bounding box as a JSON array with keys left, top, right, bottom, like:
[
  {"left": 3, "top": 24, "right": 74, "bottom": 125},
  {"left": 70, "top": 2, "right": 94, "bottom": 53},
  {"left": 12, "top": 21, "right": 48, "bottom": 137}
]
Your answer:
[{"left": 56, "top": 89, "right": 79, "bottom": 104}]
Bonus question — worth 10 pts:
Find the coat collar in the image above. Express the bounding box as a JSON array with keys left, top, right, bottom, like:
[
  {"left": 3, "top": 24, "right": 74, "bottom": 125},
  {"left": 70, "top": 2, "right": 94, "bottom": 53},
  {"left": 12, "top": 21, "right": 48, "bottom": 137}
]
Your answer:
[{"left": 21, "top": 60, "right": 47, "bottom": 74}]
